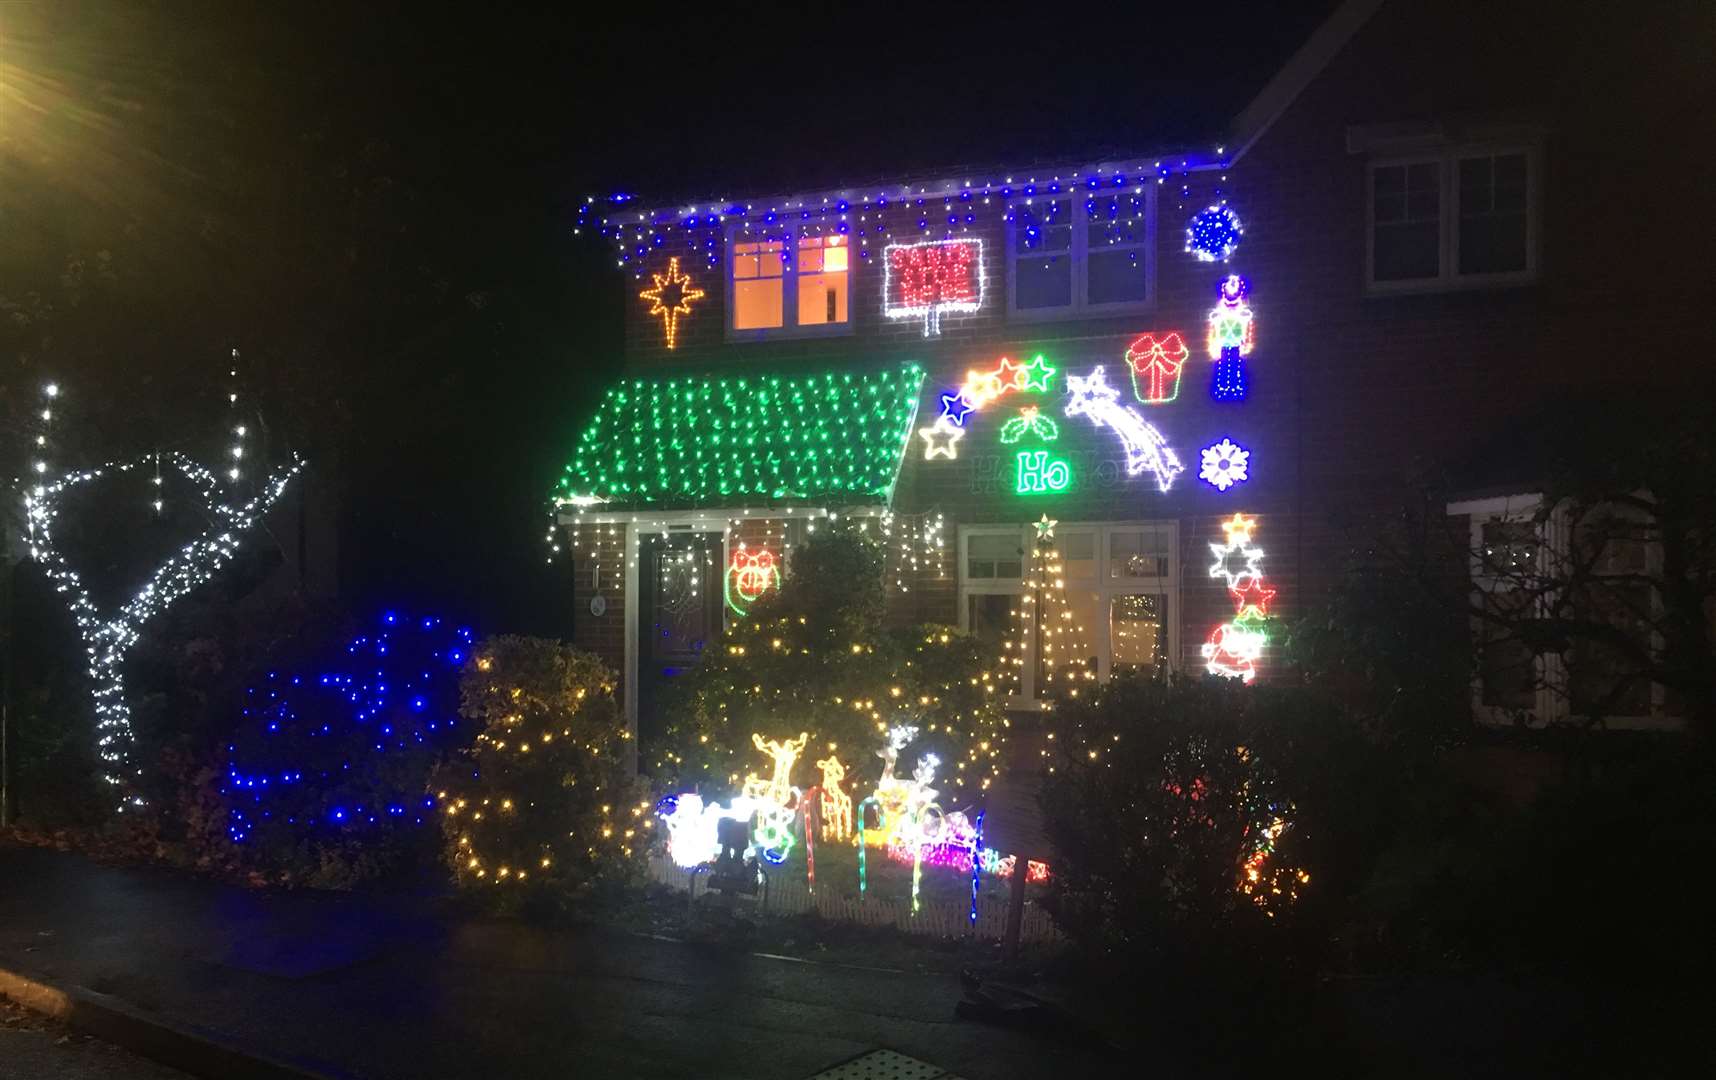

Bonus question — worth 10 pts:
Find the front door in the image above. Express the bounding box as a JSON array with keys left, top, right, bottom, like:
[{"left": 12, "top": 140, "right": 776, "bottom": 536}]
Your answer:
[{"left": 637, "top": 532, "right": 723, "bottom": 743}]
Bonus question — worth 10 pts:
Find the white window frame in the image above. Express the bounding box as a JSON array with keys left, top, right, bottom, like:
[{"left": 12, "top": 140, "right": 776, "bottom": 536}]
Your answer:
[
  {"left": 1005, "top": 186, "right": 1156, "bottom": 322},
  {"left": 957, "top": 520, "right": 1179, "bottom": 709},
  {"left": 724, "top": 227, "right": 855, "bottom": 342},
  {"left": 1453, "top": 494, "right": 1563, "bottom": 726},
  {"left": 1366, "top": 142, "right": 1540, "bottom": 296},
  {"left": 1449, "top": 494, "right": 1676, "bottom": 731}
]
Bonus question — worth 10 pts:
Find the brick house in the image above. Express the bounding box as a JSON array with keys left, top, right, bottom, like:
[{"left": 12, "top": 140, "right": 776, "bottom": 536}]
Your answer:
[{"left": 556, "top": 0, "right": 1711, "bottom": 742}]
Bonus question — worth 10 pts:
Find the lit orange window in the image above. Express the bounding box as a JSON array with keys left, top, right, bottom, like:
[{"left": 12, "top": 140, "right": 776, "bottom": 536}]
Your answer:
[
  {"left": 732, "top": 240, "right": 784, "bottom": 329},
  {"left": 796, "top": 235, "right": 849, "bottom": 326}
]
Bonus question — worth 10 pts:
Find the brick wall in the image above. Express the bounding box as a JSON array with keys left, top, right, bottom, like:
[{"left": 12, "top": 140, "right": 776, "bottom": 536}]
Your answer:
[
  {"left": 583, "top": 0, "right": 1712, "bottom": 686},
  {"left": 567, "top": 522, "right": 629, "bottom": 690}
]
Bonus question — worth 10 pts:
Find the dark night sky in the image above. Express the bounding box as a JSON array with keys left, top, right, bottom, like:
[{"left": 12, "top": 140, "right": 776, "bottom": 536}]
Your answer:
[{"left": 1, "top": 0, "right": 1338, "bottom": 635}]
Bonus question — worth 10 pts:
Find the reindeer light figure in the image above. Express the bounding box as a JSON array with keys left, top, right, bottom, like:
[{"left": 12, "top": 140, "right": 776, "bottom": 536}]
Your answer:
[
  {"left": 744, "top": 732, "right": 808, "bottom": 807},
  {"left": 814, "top": 756, "right": 852, "bottom": 841},
  {"left": 742, "top": 732, "right": 807, "bottom": 864},
  {"left": 871, "top": 723, "right": 919, "bottom": 824}
]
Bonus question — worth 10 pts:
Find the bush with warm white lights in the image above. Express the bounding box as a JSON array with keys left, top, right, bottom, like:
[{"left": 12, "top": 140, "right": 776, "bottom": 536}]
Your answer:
[
  {"left": 435, "top": 636, "right": 647, "bottom": 910},
  {"left": 651, "top": 520, "right": 1007, "bottom": 804}
]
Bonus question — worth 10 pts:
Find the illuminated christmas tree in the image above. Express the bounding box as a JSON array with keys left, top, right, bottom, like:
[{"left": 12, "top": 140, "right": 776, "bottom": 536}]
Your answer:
[{"left": 1005, "top": 515, "right": 1096, "bottom": 702}]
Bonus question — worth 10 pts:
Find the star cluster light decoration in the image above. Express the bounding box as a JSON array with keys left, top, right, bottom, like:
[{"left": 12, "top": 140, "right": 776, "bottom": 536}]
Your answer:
[
  {"left": 1208, "top": 512, "right": 1264, "bottom": 590},
  {"left": 639, "top": 256, "right": 705, "bottom": 350}
]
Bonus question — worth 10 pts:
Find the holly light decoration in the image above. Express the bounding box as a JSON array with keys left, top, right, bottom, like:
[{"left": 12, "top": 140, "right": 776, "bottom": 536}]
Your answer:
[
  {"left": 883, "top": 238, "right": 984, "bottom": 336},
  {"left": 638, "top": 256, "right": 705, "bottom": 350}
]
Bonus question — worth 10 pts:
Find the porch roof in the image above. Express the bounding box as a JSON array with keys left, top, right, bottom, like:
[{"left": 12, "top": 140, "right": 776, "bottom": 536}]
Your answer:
[{"left": 554, "top": 362, "right": 925, "bottom": 513}]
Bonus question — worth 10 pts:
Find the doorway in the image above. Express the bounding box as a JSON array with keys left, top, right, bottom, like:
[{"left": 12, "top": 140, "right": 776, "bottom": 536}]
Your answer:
[{"left": 636, "top": 531, "right": 723, "bottom": 744}]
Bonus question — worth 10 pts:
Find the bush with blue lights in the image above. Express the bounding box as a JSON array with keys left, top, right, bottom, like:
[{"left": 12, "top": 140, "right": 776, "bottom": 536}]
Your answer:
[{"left": 220, "top": 610, "right": 474, "bottom": 877}]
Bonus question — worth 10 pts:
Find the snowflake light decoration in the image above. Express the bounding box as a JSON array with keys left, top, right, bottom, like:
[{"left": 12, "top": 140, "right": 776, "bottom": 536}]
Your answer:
[{"left": 1199, "top": 438, "right": 1251, "bottom": 491}]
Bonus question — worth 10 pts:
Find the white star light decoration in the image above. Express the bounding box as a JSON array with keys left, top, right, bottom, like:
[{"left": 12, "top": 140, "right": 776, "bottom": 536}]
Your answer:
[
  {"left": 917, "top": 416, "right": 965, "bottom": 460},
  {"left": 1208, "top": 513, "right": 1264, "bottom": 590},
  {"left": 1199, "top": 438, "right": 1250, "bottom": 491},
  {"left": 1063, "top": 366, "right": 1184, "bottom": 492}
]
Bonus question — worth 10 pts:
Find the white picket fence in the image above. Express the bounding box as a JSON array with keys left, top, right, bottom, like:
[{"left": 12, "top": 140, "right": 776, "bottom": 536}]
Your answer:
[{"left": 647, "top": 856, "right": 1066, "bottom": 944}]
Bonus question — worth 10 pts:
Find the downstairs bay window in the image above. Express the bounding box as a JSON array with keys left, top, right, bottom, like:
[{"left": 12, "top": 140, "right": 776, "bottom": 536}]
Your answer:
[{"left": 959, "top": 520, "right": 1177, "bottom": 707}]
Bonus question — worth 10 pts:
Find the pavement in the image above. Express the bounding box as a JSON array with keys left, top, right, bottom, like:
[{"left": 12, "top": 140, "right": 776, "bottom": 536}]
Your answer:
[
  {"left": 2, "top": 997, "right": 190, "bottom": 1080},
  {"left": 0, "top": 846, "right": 1109, "bottom": 1080}
]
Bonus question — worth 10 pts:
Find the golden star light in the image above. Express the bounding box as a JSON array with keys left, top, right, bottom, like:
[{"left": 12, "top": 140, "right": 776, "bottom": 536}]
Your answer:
[{"left": 639, "top": 256, "right": 706, "bottom": 350}]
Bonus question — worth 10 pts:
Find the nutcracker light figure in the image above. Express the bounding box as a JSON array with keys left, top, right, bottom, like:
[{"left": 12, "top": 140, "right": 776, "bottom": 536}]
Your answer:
[{"left": 1206, "top": 274, "right": 1255, "bottom": 402}]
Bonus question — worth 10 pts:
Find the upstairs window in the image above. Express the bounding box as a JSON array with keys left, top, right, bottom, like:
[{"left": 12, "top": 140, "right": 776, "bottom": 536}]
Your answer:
[
  {"left": 1367, "top": 147, "right": 1537, "bottom": 293},
  {"left": 1008, "top": 189, "right": 1154, "bottom": 319},
  {"left": 729, "top": 233, "right": 850, "bottom": 336}
]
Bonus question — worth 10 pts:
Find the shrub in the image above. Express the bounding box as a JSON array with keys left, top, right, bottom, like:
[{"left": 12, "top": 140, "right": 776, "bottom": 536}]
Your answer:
[
  {"left": 1039, "top": 675, "right": 1340, "bottom": 973},
  {"left": 218, "top": 610, "right": 475, "bottom": 887},
  {"left": 651, "top": 520, "right": 1007, "bottom": 805},
  {"left": 435, "top": 636, "right": 645, "bottom": 912}
]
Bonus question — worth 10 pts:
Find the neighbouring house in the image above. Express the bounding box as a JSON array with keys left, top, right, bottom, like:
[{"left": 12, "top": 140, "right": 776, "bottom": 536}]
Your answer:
[{"left": 555, "top": 0, "right": 1712, "bottom": 742}]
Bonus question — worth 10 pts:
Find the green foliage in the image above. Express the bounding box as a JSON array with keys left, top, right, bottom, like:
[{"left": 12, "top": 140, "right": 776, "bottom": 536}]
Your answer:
[
  {"left": 649, "top": 520, "right": 1006, "bottom": 805},
  {"left": 436, "top": 637, "right": 645, "bottom": 913},
  {"left": 213, "top": 610, "right": 467, "bottom": 888},
  {"left": 1279, "top": 516, "right": 1473, "bottom": 758},
  {"left": 1040, "top": 676, "right": 1352, "bottom": 971}
]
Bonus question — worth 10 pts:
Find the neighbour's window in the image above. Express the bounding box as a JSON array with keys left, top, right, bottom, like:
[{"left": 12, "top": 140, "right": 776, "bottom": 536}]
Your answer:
[
  {"left": 1372, "top": 161, "right": 1441, "bottom": 282},
  {"left": 1368, "top": 147, "right": 1536, "bottom": 292},
  {"left": 729, "top": 233, "right": 850, "bottom": 335},
  {"left": 1457, "top": 153, "right": 1530, "bottom": 276},
  {"left": 1009, "top": 187, "right": 1154, "bottom": 318},
  {"left": 1567, "top": 511, "right": 1655, "bottom": 718},
  {"left": 1457, "top": 497, "right": 1674, "bottom": 727}
]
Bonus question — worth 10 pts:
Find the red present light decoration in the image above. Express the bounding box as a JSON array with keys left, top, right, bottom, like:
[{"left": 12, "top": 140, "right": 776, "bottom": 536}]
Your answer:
[
  {"left": 1124, "top": 331, "right": 1190, "bottom": 404},
  {"left": 883, "top": 238, "right": 985, "bottom": 337}
]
